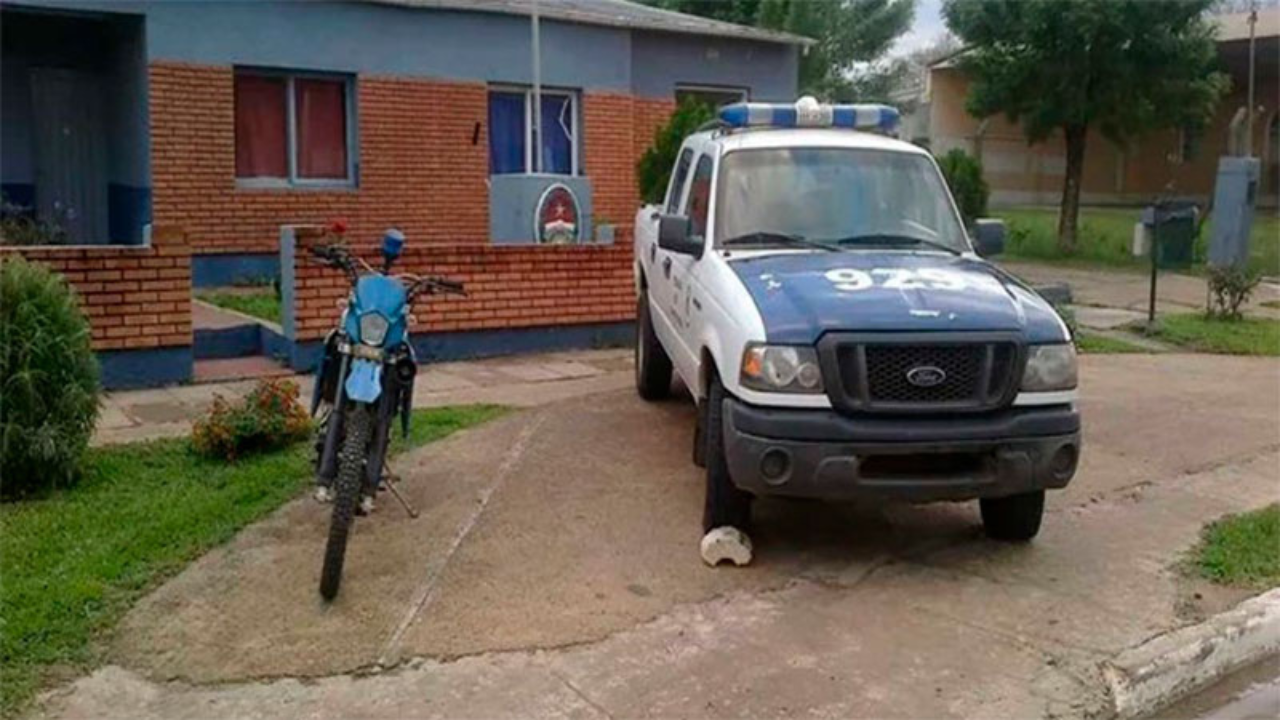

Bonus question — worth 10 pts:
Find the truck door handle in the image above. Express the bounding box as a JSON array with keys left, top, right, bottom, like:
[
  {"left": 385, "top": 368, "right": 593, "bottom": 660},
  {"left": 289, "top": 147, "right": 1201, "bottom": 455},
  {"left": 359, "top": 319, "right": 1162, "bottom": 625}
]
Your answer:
[{"left": 662, "top": 257, "right": 672, "bottom": 279}]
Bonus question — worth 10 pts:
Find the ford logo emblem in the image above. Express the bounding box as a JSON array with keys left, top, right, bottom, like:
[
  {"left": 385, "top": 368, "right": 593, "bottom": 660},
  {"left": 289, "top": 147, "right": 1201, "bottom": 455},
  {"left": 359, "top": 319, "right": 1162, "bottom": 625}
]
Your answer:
[{"left": 906, "top": 365, "right": 947, "bottom": 388}]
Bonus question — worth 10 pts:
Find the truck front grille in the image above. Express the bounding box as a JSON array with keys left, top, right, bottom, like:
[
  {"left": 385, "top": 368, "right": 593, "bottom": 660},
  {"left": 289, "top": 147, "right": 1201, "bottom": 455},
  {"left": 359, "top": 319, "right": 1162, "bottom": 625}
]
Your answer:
[{"left": 819, "top": 333, "right": 1022, "bottom": 414}]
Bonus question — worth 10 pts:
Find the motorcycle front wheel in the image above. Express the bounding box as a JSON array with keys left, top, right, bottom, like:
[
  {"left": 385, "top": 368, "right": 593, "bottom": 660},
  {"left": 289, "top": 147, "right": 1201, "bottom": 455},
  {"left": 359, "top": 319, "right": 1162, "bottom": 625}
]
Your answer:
[{"left": 320, "top": 404, "right": 373, "bottom": 601}]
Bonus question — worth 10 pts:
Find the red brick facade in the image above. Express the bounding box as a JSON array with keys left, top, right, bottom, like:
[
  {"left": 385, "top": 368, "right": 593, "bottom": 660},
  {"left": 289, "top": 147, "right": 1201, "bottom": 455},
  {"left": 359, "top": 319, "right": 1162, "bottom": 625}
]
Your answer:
[
  {"left": 0, "top": 228, "right": 192, "bottom": 351},
  {"left": 150, "top": 62, "right": 492, "bottom": 254},
  {"left": 291, "top": 239, "right": 635, "bottom": 342},
  {"left": 5, "top": 63, "right": 677, "bottom": 372}
]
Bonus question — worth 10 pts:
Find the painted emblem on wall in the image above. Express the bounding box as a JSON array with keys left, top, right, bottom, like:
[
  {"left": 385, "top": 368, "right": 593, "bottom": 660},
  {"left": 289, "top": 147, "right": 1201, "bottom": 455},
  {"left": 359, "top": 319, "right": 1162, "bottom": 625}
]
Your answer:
[{"left": 535, "top": 183, "right": 581, "bottom": 244}]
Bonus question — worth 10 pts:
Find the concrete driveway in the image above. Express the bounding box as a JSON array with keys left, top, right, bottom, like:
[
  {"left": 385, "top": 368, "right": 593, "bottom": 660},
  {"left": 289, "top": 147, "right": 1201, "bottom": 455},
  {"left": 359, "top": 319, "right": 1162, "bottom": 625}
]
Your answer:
[{"left": 40, "top": 354, "right": 1280, "bottom": 719}]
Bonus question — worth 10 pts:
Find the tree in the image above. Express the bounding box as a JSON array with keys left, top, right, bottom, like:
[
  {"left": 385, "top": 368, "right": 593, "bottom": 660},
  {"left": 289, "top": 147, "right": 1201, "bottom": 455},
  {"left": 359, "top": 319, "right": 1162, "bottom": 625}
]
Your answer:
[
  {"left": 757, "top": 0, "right": 916, "bottom": 100},
  {"left": 943, "top": 0, "right": 1229, "bottom": 251},
  {"left": 637, "top": 97, "right": 716, "bottom": 204},
  {"left": 646, "top": 0, "right": 917, "bottom": 101}
]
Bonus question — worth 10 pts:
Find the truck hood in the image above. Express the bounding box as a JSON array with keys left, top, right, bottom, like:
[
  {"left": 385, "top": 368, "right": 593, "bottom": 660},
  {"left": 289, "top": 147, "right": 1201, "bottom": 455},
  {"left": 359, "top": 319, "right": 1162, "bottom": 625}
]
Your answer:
[{"left": 728, "top": 251, "right": 1068, "bottom": 344}]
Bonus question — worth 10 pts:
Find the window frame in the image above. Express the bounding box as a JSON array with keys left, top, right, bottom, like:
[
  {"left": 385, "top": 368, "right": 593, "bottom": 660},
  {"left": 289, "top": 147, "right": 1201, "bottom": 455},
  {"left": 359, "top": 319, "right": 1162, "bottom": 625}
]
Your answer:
[
  {"left": 234, "top": 67, "right": 358, "bottom": 190},
  {"left": 488, "top": 84, "right": 580, "bottom": 176},
  {"left": 675, "top": 84, "right": 749, "bottom": 109},
  {"left": 665, "top": 147, "right": 694, "bottom": 214},
  {"left": 685, "top": 153, "right": 715, "bottom": 243}
]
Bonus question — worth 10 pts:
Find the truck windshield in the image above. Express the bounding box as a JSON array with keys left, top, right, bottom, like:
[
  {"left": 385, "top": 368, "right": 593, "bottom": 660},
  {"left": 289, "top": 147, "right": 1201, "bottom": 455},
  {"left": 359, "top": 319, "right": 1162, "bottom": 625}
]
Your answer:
[{"left": 715, "top": 148, "right": 969, "bottom": 253}]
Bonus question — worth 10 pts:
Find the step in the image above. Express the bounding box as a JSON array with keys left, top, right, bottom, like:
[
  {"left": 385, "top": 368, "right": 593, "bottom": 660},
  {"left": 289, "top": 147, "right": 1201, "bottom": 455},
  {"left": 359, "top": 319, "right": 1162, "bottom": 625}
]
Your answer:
[{"left": 193, "top": 356, "right": 295, "bottom": 384}]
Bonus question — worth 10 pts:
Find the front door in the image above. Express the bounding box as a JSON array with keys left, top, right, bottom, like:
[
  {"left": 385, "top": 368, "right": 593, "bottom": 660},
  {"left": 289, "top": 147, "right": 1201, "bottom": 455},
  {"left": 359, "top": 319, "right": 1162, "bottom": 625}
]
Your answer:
[
  {"left": 665, "top": 152, "right": 714, "bottom": 382},
  {"left": 31, "top": 68, "right": 108, "bottom": 244}
]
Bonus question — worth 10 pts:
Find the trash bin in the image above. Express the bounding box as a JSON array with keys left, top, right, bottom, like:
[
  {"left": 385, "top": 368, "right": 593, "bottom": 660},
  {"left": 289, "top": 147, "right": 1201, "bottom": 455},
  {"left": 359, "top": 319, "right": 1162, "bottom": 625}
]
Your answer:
[{"left": 1140, "top": 201, "right": 1198, "bottom": 270}]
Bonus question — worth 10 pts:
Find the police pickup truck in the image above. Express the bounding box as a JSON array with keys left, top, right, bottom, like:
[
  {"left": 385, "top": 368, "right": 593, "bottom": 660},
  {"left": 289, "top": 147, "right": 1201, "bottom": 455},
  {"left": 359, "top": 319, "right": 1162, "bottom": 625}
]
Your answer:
[{"left": 633, "top": 98, "right": 1080, "bottom": 548}]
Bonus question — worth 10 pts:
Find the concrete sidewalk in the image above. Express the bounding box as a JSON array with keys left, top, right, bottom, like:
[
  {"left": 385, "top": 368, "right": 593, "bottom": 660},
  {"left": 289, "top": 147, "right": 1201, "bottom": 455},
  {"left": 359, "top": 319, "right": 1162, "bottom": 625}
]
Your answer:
[
  {"left": 41, "top": 353, "right": 1280, "bottom": 719},
  {"left": 94, "top": 348, "right": 634, "bottom": 446}
]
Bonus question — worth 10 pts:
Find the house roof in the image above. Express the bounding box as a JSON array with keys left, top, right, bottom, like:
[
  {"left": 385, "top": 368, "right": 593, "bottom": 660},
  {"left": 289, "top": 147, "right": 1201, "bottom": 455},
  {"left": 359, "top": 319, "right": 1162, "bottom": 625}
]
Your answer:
[
  {"left": 1213, "top": 8, "right": 1280, "bottom": 43},
  {"left": 364, "top": 0, "right": 813, "bottom": 46}
]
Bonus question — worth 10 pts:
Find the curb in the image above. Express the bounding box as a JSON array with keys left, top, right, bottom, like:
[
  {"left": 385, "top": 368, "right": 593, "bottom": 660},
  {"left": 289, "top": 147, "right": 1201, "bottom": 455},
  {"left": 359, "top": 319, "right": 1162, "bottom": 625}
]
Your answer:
[{"left": 1103, "top": 587, "right": 1280, "bottom": 718}]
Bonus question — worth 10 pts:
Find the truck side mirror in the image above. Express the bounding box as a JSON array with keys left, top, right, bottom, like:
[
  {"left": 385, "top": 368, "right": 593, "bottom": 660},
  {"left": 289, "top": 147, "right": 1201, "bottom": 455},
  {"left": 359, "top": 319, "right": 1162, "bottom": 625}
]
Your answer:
[
  {"left": 973, "top": 219, "right": 1006, "bottom": 258},
  {"left": 658, "top": 214, "right": 702, "bottom": 257}
]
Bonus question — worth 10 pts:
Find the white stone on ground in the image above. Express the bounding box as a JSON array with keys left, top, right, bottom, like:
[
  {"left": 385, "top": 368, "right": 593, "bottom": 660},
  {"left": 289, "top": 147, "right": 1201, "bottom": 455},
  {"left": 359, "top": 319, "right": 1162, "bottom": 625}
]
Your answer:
[{"left": 700, "top": 526, "right": 753, "bottom": 567}]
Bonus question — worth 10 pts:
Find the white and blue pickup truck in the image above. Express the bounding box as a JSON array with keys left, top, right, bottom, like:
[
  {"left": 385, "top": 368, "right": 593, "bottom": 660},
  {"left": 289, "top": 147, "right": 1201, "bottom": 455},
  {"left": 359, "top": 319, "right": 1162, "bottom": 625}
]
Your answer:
[{"left": 633, "top": 98, "right": 1080, "bottom": 548}]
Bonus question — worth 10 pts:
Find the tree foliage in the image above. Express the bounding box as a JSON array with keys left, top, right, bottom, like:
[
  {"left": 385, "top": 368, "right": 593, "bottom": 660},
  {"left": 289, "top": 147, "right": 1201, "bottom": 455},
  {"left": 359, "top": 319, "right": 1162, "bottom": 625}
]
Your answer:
[
  {"left": 943, "top": 0, "right": 1228, "bottom": 250},
  {"left": 648, "top": 0, "right": 916, "bottom": 101},
  {"left": 936, "top": 149, "right": 989, "bottom": 225},
  {"left": 637, "top": 97, "right": 716, "bottom": 205}
]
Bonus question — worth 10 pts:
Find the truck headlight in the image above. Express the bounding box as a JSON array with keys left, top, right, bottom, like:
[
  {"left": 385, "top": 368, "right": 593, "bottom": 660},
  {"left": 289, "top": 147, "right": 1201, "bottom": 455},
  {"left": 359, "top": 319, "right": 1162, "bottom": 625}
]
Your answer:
[
  {"left": 740, "top": 343, "right": 824, "bottom": 394},
  {"left": 1021, "top": 344, "right": 1078, "bottom": 392},
  {"left": 358, "top": 312, "right": 390, "bottom": 346}
]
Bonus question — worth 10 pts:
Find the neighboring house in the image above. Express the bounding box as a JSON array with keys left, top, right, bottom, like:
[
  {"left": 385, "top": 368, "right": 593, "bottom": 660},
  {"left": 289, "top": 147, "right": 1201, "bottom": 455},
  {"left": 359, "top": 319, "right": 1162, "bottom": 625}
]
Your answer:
[
  {"left": 911, "top": 9, "right": 1279, "bottom": 208},
  {"left": 0, "top": 0, "right": 806, "bottom": 388}
]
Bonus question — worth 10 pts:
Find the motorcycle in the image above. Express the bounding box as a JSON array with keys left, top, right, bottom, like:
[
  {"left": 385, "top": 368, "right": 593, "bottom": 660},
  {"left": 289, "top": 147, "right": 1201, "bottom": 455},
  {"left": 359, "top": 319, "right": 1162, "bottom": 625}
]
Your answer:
[{"left": 308, "top": 224, "right": 465, "bottom": 600}]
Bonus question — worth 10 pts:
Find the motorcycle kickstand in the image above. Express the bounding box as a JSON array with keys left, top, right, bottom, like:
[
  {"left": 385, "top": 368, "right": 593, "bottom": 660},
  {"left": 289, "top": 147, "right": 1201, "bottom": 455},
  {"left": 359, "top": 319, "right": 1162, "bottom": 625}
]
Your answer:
[{"left": 380, "top": 463, "right": 420, "bottom": 519}]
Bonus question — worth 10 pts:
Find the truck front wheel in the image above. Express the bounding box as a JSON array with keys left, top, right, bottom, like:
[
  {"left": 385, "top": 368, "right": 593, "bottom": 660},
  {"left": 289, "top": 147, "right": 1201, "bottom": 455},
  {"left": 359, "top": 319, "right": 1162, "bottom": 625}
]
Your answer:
[
  {"left": 703, "top": 373, "right": 752, "bottom": 531},
  {"left": 980, "top": 490, "right": 1045, "bottom": 541},
  {"left": 635, "top": 290, "right": 672, "bottom": 400}
]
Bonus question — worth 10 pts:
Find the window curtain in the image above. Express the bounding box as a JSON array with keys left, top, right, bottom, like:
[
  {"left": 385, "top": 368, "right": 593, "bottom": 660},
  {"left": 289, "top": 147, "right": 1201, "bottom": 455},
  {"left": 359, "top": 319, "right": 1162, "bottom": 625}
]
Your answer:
[
  {"left": 540, "top": 95, "right": 572, "bottom": 175},
  {"left": 488, "top": 91, "right": 526, "bottom": 174},
  {"left": 234, "top": 75, "right": 288, "bottom": 178},
  {"left": 296, "top": 79, "right": 348, "bottom": 179}
]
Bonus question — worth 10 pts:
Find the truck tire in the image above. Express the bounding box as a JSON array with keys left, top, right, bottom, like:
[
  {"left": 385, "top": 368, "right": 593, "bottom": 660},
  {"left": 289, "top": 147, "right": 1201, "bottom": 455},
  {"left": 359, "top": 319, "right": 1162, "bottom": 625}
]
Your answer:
[
  {"left": 980, "top": 490, "right": 1045, "bottom": 541},
  {"left": 320, "top": 404, "right": 372, "bottom": 601},
  {"left": 635, "top": 290, "right": 672, "bottom": 401},
  {"left": 703, "top": 373, "right": 752, "bottom": 531}
]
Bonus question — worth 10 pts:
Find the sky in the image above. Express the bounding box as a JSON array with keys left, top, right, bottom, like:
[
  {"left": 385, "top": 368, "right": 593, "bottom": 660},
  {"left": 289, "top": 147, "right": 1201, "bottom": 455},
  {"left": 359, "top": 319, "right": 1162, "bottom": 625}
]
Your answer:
[{"left": 890, "top": 0, "right": 949, "bottom": 57}]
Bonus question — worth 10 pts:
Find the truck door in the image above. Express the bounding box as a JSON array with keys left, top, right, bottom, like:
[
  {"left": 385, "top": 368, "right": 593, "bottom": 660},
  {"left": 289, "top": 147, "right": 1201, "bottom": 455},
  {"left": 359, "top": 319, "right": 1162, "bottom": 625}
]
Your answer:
[
  {"left": 649, "top": 148, "right": 694, "bottom": 350},
  {"left": 665, "top": 152, "right": 714, "bottom": 381}
]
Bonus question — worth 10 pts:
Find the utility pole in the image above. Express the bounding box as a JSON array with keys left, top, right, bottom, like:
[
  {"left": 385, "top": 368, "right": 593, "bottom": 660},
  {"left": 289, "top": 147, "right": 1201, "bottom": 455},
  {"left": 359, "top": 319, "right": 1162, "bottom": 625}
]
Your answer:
[
  {"left": 531, "top": 0, "right": 542, "bottom": 173},
  {"left": 1246, "top": 0, "right": 1257, "bottom": 157}
]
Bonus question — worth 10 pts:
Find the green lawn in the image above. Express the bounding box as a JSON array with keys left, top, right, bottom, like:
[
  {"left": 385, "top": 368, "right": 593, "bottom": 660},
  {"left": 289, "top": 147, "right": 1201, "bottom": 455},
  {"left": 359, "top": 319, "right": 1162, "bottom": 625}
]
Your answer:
[
  {"left": 195, "top": 289, "right": 282, "bottom": 325},
  {"left": 1148, "top": 314, "right": 1280, "bottom": 356},
  {"left": 1191, "top": 504, "right": 1280, "bottom": 589},
  {"left": 0, "top": 405, "right": 506, "bottom": 714},
  {"left": 1076, "top": 332, "right": 1154, "bottom": 354},
  {"left": 997, "top": 206, "right": 1280, "bottom": 277}
]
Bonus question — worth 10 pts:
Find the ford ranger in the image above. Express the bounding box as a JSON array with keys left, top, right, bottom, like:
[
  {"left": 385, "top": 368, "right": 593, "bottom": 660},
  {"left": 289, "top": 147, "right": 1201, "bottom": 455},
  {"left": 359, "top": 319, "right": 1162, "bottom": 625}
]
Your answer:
[{"left": 633, "top": 98, "right": 1080, "bottom": 546}]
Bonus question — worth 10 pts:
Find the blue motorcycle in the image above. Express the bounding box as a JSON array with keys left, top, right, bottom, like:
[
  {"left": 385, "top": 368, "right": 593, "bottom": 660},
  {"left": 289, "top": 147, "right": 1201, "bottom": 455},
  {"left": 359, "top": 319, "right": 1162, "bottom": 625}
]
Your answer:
[{"left": 308, "top": 227, "right": 464, "bottom": 600}]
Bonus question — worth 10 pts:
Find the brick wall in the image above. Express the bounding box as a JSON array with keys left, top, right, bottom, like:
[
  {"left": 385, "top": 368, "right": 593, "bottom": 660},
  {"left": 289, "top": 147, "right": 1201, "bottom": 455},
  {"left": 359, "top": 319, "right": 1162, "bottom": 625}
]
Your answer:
[
  {"left": 150, "top": 62, "right": 491, "bottom": 255},
  {"left": 152, "top": 62, "right": 677, "bottom": 256},
  {"left": 0, "top": 228, "right": 192, "bottom": 351},
  {"left": 291, "top": 237, "right": 635, "bottom": 342}
]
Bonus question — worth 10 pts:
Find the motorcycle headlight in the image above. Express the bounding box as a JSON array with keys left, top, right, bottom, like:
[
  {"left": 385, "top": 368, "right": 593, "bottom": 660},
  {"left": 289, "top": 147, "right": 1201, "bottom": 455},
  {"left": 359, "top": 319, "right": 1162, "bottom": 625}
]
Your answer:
[
  {"left": 1021, "top": 344, "right": 1078, "bottom": 392},
  {"left": 740, "top": 343, "right": 824, "bottom": 394},
  {"left": 358, "top": 312, "right": 390, "bottom": 346}
]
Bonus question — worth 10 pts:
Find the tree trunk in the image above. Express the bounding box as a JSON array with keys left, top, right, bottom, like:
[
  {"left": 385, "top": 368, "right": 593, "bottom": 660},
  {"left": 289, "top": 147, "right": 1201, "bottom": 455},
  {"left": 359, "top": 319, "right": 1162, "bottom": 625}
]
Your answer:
[{"left": 1057, "top": 124, "right": 1088, "bottom": 253}]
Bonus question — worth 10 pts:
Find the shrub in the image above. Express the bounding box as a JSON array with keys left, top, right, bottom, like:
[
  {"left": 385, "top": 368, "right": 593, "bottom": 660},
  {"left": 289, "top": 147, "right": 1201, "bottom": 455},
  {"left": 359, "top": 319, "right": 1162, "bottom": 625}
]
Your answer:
[
  {"left": 191, "top": 378, "right": 312, "bottom": 461},
  {"left": 936, "top": 149, "right": 989, "bottom": 226},
  {"left": 1205, "top": 265, "right": 1261, "bottom": 320},
  {"left": 636, "top": 97, "right": 716, "bottom": 205},
  {"left": 0, "top": 257, "right": 100, "bottom": 497}
]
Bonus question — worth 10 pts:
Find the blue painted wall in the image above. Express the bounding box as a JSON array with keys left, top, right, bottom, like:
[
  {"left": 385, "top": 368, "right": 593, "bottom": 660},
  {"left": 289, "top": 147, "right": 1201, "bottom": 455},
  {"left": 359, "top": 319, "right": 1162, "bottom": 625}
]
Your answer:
[
  {"left": 99, "top": 345, "right": 192, "bottom": 389},
  {"left": 9, "top": 1, "right": 798, "bottom": 101},
  {"left": 192, "top": 254, "right": 280, "bottom": 288}
]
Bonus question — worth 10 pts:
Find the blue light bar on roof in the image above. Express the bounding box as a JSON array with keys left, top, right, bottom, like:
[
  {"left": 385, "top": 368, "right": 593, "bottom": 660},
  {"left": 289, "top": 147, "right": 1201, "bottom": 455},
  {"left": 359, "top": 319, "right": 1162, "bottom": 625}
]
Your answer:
[{"left": 718, "top": 96, "right": 899, "bottom": 133}]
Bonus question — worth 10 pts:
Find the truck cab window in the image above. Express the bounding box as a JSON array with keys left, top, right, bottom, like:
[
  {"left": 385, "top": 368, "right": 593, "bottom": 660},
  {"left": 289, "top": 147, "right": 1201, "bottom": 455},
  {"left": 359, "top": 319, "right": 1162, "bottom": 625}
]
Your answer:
[
  {"left": 666, "top": 148, "right": 693, "bottom": 214},
  {"left": 686, "top": 155, "right": 714, "bottom": 240}
]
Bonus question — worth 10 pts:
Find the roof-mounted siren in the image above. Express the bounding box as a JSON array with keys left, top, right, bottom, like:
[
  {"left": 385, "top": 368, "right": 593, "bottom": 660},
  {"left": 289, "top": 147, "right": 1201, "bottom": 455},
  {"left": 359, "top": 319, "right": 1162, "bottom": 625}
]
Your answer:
[{"left": 718, "top": 96, "right": 900, "bottom": 134}]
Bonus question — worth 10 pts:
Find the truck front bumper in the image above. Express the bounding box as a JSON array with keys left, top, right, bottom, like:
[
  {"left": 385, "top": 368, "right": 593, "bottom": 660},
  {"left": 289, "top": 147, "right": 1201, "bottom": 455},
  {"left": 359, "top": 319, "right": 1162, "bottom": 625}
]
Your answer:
[{"left": 723, "top": 399, "right": 1081, "bottom": 502}]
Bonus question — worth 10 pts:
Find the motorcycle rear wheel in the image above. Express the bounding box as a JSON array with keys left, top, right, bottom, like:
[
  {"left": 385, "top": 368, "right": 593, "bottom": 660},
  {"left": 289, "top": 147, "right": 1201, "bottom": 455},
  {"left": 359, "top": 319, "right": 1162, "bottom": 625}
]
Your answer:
[{"left": 320, "top": 404, "right": 372, "bottom": 601}]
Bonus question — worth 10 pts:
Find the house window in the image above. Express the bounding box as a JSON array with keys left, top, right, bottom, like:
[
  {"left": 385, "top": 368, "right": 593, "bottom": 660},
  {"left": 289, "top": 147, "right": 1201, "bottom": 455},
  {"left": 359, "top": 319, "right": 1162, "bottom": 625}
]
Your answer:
[
  {"left": 488, "top": 87, "right": 579, "bottom": 175},
  {"left": 676, "top": 85, "right": 747, "bottom": 111},
  {"left": 1177, "top": 124, "right": 1202, "bottom": 164},
  {"left": 234, "top": 69, "right": 356, "bottom": 186}
]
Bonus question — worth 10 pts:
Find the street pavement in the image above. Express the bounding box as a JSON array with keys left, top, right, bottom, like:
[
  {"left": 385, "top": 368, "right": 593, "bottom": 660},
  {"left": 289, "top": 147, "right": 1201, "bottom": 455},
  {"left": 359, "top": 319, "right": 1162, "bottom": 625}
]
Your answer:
[{"left": 39, "top": 351, "right": 1280, "bottom": 719}]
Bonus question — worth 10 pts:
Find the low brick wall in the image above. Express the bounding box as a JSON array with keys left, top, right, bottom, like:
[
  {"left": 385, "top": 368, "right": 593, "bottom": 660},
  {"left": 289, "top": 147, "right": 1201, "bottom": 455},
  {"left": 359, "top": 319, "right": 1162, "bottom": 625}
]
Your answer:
[
  {"left": 291, "top": 235, "right": 635, "bottom": 343},
  {"left": 0, "top": 228, "right": 192, "bottom": 352}
]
